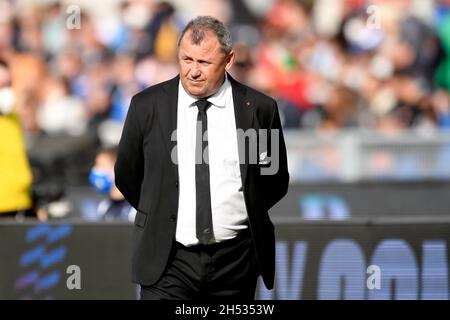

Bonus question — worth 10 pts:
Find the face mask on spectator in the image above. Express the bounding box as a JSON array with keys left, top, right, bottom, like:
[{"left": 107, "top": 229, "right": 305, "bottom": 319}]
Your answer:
[
  {"left": 0, "top": 87, "right": 14, "bottom": 115},
  {"left": 89, "top": 168, "right": 113, "bottom": 193}
]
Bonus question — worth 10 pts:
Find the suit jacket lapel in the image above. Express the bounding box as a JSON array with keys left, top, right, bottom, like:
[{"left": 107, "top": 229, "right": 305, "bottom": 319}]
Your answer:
[
  {"left": 160, "top": 75, "right": 179, "bottom": 181},
  {"left": 228, "top": 73, "right": 255, "bottom": 188}
]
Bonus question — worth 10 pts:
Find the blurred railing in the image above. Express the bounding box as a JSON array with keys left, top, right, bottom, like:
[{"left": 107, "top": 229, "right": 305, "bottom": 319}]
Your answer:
[{"left": 285, "top": 128, "right": 450, "bottom": 182}]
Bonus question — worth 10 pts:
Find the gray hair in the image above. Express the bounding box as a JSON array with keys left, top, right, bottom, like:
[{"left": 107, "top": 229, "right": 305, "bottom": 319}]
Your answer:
[{"left": 177, "top": 16, "right": 233, "bottom": 55}]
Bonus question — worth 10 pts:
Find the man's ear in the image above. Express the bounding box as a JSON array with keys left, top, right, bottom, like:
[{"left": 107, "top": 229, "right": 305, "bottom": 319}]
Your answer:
[{"left": 225, "top": 50, "right": 235, "bottom": 71}]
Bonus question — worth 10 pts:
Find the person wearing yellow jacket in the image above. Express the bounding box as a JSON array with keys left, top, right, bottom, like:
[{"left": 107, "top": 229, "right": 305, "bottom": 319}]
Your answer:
[{"left": 0, "top": 58, "right": 33, "bottom": 216}]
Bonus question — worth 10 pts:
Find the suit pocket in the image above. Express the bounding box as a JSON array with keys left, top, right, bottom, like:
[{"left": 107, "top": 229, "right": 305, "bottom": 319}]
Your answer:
[{"left": 134, "top": 210, "right": 147, "bottom": 228}]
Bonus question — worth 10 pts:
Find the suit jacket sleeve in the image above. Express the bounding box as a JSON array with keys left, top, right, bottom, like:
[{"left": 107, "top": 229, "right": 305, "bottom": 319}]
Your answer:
[{"left": 114, "top": 97, "right": 144, "bottom": 210}]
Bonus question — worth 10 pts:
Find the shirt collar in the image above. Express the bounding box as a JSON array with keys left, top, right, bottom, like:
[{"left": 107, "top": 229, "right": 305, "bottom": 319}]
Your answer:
[{"left": 179, "top": 73, "right": 230, "bottom": 109}]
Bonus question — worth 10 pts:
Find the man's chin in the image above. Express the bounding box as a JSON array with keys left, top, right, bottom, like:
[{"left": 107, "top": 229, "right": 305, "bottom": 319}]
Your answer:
[{"left": 186, "top": 87, "right": 206, "bottom": 98}]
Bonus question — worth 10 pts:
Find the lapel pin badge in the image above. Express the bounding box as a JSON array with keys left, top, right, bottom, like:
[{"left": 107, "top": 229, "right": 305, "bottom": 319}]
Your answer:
[{"left": 246, "top": 101, "right": 251, "bottom": 107}]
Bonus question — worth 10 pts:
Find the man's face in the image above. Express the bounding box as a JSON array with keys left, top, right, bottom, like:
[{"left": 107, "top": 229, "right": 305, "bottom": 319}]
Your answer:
[
  {"left": 178, "top": 29, "right": 234, "bottom": 98},
  {"left": 94, "top": 153, "right": 115, "bottom": 179}
]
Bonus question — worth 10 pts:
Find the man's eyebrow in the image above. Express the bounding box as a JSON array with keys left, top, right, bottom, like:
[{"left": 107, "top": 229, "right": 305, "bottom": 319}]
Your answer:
[{"left": 181, "top": 55, "right": 211, "bottom": 64}]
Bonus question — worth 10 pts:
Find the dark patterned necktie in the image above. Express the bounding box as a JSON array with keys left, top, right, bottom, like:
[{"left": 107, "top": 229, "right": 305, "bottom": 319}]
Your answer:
[{"left": 195, "top": 99, "right": 213, "bottom": 244}]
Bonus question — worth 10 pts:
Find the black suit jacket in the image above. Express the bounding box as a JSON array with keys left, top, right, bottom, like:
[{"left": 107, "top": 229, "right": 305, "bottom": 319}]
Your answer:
[{"left": 114, "top": 73, "right": 289, "bottom": 290}]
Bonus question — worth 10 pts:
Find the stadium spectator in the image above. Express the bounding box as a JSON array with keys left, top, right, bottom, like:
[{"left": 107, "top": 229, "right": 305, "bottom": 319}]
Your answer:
[
  {"left": 0, "top": 58, "right": 34, "bottom": 219},
  {"left": 89, "top": 146, "right": 136, "bottom": 222}
]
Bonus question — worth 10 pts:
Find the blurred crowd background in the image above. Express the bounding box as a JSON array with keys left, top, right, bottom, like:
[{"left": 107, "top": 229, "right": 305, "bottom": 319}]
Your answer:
[{"left": 1, "top": 0, "right": 450, "bottom": 221}]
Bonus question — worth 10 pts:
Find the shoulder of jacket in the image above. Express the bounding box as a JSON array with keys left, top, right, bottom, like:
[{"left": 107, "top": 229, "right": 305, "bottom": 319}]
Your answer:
[
  {"left": 247, "top": 85, "right": 276, "bottom": 105},
  {"left": 231, "top": 79, "right": 277, "bottom": 109},
  {"left": 131, "top": 76, "right": 178, "bottom": 106}
]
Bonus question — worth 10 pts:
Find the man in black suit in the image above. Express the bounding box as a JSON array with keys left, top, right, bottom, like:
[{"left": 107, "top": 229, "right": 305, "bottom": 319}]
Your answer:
[{"left": 115, "top": 16, "right": 289, "bottom": 300}]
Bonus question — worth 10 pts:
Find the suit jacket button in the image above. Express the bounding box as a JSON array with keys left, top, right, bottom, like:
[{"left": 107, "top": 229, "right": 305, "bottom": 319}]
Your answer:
[
  {"left": 175, "top": 182, "right": 179, "bottom": 188},
  {"left": 170, "top": 215, "right": 176, "bottom": 222}
]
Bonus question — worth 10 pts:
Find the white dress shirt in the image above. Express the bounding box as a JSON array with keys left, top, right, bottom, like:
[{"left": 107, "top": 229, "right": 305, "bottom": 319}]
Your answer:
[{"left": 175, "top": 74, "right": 249, "bottom": 246}]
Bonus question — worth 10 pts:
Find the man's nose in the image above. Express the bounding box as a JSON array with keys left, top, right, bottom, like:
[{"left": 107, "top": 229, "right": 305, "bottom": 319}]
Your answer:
[{"left": 190, "top": 63, "right": 201, "bottom": 78}]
